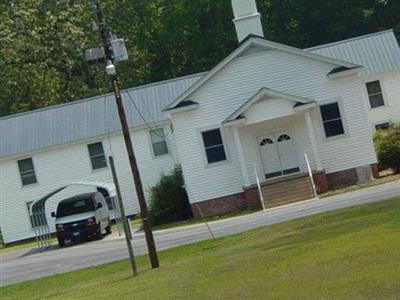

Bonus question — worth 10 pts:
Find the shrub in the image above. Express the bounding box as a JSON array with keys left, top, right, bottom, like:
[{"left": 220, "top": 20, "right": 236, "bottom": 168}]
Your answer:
[
  {"left": 149, "top": 166, "right": 193, "bottom": 225},
  {"left": 373, "top": 122, "right": 400, "bottom": 173}
]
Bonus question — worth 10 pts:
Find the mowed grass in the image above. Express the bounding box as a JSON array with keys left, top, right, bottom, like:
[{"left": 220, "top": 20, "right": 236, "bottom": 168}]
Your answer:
[{"left": 2, "top": 198, "right": 400, "bottom": 300}]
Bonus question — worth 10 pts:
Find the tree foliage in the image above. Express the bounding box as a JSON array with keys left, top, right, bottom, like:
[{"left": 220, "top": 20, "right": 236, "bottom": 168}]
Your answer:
[
  {"left": 149, "top": 165, "right": 192, "bottom": 225},
  {"left": 374, "top": 122, "right": 400, "bottom": 173},
  {"left": 1, "top": 0, "right": 399, "bottom": 116}
]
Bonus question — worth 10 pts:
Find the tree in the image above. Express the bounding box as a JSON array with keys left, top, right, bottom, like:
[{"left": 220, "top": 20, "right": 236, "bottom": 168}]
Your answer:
[
  {"left": 1, "top": 0, "right": 399, "bottom": 116},
  {"left": 149, "top": 166, "right": 193, "bottom": 225},
  {"left": 374, "top": 122, "right": 400, "bottom": 173}
]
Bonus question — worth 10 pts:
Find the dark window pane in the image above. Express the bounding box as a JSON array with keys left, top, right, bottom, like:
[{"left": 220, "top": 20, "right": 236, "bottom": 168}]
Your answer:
[
  {"left": 88, "top": 142, "right": 106, "bottom": 169},
  {"left": 282, "top": 167, "right": 300, "bottom": 175},
  {"left": 323, "top": 120, "right": 345, "bottom": 137},
  {"left": 320, "top": 103, "right": 341, "bottom": 121},
  {"left": 369, "top": 94, "right": 384, "bottom": 108},
  {"left": 202, "top": 129, "right": 223, "bottom": 147},
  {"left": 366, "top": 81, "right": 382, "bottom": 94},
  {"left": 205, "top": 146, "right": 226, "bottom": 163},
  {"left": 88, "top": 142, "right": 104, "bottom": 156},
  {"left": 18, "top": 158, "right": 37, "bottom": 185},
  {"left": 91, "top": 156, "right": 107, "bottom": 170},
  {"left": 265, "top": 171, "right": 282, "bottom": 179},
  {"left": 18, "top": 158, "right": 34, "bottom": 173},
  {"left": 375, "top": 122, "right": 390, "bottom": 130},
  {"left": 21, "top": 172, "right": 37, "bottom": 185},
  {"left": 150, "top": 129, "right": 166, "bottom": 144},
  {"left": 153, "top": 141, "right": 168, "bottom": 156},
  {"left": 150, "top": 129, "right": 168, "bottom": 156}
]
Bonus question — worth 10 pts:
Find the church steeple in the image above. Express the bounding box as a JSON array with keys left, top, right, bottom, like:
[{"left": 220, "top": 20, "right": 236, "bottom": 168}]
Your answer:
[{"left": 231, "top": 0, "right": 264, "bottom": 43}]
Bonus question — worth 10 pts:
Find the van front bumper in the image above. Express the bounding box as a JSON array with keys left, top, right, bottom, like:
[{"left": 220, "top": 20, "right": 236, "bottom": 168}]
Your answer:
[{"left": 57, "top": 224, "right": 100, "bottom": 242}]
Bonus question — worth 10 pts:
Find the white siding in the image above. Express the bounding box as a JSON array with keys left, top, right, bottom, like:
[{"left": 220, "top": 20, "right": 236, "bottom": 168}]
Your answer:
[
  {"left": 360, "top": 71, "right": 400, "bottom": 129},
  {"left": 243, "top": 98, "right": 296, "bottom": 124},
  {"left": 172, "top": 48, "right": 377, "bottom": 204},
  {"left": 0, "top": 124, "right": 178, "bottom": 244}
]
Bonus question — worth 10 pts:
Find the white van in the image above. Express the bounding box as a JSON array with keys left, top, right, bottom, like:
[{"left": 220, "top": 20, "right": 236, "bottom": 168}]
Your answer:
[{"left": 51, "top": 192, "right": 111, "bottom": 247}]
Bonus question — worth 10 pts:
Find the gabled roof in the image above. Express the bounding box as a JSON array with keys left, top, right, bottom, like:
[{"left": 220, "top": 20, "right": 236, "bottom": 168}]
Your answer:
[
  {"left": 1, "top": 30, "right": 397, "bottom": 160},
  {"left": 223, "top": 87, "right": 315, "bottom": 123},
  {"left": 164, "top": 36, "right": 360, "bottom": 111},
  {"left": 307, "top": 29, "right": 400, "bottom": 76},
  {"left": 0, "top": 72, "right": 204, "bottom": 160}
]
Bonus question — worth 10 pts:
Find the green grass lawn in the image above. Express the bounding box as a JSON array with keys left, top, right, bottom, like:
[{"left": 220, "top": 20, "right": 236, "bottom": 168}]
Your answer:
[{"left": 2, "top": 197, "right": 400, "bottom": 300}]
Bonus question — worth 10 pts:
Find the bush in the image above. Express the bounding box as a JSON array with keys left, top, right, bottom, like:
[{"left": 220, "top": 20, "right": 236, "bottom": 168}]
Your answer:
[
  {"left": 374, "top": 122, "right": 400, "bottom": 173},
  {"left": 149, "top": 166, "right": 193, "bottom": 225}
]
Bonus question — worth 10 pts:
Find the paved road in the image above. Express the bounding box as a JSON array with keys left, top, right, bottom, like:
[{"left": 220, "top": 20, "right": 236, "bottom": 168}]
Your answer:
[{"left": 1, "top": 180, "right": 399, "bottom": 287}]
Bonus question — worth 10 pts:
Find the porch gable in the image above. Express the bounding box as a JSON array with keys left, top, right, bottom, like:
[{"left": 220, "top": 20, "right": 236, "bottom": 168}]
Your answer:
[{"left": 224, "top": 87, "right": 316, "bottom": 126}]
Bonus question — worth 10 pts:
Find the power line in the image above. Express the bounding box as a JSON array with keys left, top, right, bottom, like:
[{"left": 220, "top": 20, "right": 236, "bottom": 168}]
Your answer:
[{"left": 124, "top": 90, "right": 173, "bottom": 137}]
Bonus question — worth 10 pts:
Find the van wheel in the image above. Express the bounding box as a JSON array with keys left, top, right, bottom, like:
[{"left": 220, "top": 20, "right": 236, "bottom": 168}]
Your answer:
[
  {"left": 57, "top": 237, "right": 65, "bottom": 248},
  {"left": 95, "top": 224, "right": 103, "bottom": 240},
  {"left": 105, "top": 222, "right": 112, "bottom": 235}
]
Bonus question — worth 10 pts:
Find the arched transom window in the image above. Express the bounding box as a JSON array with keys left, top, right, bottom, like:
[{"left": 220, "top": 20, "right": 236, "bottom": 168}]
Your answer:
[
  {"left": 260, "top": 138, "right": 274, "bottom": 146},
  {"left": 277, "top": 134, "right": 291, "bottom": 142}
]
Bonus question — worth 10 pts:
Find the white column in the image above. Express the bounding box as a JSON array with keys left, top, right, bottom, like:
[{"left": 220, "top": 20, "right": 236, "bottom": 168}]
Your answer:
[
  {"left": 232, "top": 126, "right": 250, "bottom": 186},
  {"left": 305, "top": 110, "right": 322, "bottom": 170}
]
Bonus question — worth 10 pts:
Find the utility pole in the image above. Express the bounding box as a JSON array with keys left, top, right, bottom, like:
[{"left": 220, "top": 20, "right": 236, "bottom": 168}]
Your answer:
[{"left": 93, "top": 0, "right": 159, "bottom": 269}]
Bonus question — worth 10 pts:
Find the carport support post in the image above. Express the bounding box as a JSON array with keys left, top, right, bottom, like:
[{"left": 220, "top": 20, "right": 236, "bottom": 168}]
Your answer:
[{"left": 109, "top": 156, "right": 138, "bottom": 277}]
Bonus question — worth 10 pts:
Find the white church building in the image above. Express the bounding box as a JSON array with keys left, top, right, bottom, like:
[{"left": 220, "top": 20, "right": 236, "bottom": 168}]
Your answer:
[{"left": 1, "top": 0, "right": 400, "bottom": 244}]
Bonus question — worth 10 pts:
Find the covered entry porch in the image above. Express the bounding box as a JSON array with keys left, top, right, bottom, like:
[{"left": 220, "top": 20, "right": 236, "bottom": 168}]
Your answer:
[{"left": 225, "top": 87, "right": 325, "bottom": 208}]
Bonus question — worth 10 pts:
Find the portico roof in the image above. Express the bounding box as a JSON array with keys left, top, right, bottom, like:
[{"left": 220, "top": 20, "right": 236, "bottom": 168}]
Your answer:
[{"left": 223, "top": 87, "right": 316, "bottom": 124}]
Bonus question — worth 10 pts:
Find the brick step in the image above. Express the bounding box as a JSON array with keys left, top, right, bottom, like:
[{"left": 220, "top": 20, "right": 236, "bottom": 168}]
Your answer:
[
  {"left": 264, "top": 179, "right": 311, "bottom": 188},
  {"left": 262, "top": 186, "right": 313, "bottom": 197},
  {"left": 265, "top": 194, "right": 312, "bottom": 208},
  {"left": 266, "top": 189, "right": 314, "bottom": 200},
  {"left": 259, "top": 175, "right": 315, "bottom": 208},
  {"left": 263, "top": 185, "right": 312, "bottom": 192},
  {"left": 264, "top": 193, "right": 314, "bottom": 203},
  {"left": 262, "top": 181, "right": 311, "bottom": 190}
]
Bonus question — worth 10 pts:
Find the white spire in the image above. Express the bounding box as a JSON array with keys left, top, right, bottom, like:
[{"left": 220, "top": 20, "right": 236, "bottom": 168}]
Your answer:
[{"left": 231, "top": 0, "right": 264, "bottom": 43}]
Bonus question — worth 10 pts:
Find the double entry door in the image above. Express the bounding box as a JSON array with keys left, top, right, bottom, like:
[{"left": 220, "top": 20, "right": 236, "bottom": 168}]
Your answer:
[{"left": 258, "top": 129, "right": 300, "bottom": 179}]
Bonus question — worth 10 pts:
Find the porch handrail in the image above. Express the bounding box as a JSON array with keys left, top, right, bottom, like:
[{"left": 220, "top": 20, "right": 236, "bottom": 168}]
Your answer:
[
  {"left": 253, "top": 163, "right": 266, "bottom": 211},
  {"left": 304, "top": 152, "right": 319, "bottom": 199}
]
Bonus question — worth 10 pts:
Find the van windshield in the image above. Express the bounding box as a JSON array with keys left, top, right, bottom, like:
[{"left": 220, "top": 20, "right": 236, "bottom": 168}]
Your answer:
[{"left": 56, "top": 198, "right": 95, "bottom": 218}]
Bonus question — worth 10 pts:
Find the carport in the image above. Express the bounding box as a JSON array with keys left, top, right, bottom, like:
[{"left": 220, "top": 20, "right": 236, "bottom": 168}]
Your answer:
[{"left": 29, "top": 181, "right": 122, "bottom": 251}]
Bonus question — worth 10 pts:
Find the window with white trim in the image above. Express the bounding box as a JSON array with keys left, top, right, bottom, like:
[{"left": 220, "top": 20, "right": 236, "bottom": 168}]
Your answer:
[
  {"left": 202, "top": 128, "right": 227, "bottom": 164},
  {"left": 320, "top": 102, "right": 345, "bottom": 138},
  {"left": 18, "top": 158, "right": 37, "bottom": 186},
  {"left": 87, "top": 142, "right": 107, "bottom": 170},
  {"left": 366, "top": 80, "right": 385, "bottom": 108},
  {"left": 150, "top": 128, "right": 169, "bottom": 156}
]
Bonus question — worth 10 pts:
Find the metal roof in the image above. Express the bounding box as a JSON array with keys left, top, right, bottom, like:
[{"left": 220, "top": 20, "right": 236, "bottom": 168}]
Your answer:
[
  {"left": 0, "top": 73, "right": 204, "bottom": 159},
  {"left": 307, "top": 29, "right": 400, "bottom": 76},
  {"left": 1, "top": 30, "right": 399, "bottom": 160}
]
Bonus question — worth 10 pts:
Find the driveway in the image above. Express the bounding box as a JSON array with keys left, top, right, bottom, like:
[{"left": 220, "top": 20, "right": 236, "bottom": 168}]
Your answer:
[{"left": 1, "top": 180, "right": 399, "bottom": 287}]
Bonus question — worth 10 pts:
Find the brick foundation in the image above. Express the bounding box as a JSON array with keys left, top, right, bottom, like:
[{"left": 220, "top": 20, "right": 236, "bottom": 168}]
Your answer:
[
  {"left": 370, "top": 163, "right": 380, "bottom": 179},
  {"left": 326, "top": 168, "right": 358, "bottom": 190},
  {"left": 243, "top": 186, "right": 262, "bottom": 210},
  {"left": 191, "top": 192, "right": 247, "bottom": 218},
  {"left": 312, "top": 170, "right": 328, "bottom": 194},
  {"left": 192, "top": 165, "right": 377, "bottom": 217}
]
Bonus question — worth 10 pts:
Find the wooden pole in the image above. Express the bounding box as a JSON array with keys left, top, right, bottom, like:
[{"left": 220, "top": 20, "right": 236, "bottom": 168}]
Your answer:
[
  {"left": 109, "top": 156, "right": 138, "bottom": 276},
  {"left": 94, "top": 0, "right": 159, "bottom": 268}
]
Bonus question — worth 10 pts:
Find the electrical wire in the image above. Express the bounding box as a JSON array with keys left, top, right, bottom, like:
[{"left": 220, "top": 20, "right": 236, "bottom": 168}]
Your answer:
[{"left": 124, "top": 89, "right": 173, "bottom": 138}]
